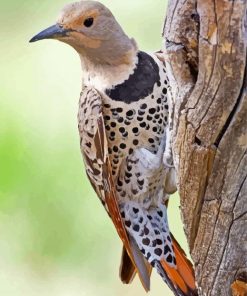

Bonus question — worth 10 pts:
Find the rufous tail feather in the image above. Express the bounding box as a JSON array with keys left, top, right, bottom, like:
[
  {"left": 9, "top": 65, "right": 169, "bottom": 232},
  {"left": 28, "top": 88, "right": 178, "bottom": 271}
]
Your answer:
[{"left": 159, "top": 233, "right": 197, "bottom": 296}]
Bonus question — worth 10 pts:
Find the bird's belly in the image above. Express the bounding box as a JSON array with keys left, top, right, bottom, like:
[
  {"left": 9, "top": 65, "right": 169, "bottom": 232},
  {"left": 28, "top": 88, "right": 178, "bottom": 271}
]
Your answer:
[{"left": 115, "top": 143, "right": 167, "bottom": 208}]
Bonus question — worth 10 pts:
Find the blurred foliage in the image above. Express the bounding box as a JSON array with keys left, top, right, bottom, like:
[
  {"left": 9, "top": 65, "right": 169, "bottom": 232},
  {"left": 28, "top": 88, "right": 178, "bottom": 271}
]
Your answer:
[{"left": 0, "top": 0, "right": 188, "bottom": 295}]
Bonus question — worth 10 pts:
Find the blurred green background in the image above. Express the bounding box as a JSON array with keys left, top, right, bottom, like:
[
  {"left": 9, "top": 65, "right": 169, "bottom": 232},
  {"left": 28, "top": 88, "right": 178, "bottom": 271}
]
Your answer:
[{"left": 0, "top": 0, "right": 188, "bottom": 295}]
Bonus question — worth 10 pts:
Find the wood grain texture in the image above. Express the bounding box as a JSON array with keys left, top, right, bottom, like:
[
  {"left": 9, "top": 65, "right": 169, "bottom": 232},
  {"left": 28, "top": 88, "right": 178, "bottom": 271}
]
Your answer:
[{"left": 163, "top": 1, "right": 247, "bottom": 295}]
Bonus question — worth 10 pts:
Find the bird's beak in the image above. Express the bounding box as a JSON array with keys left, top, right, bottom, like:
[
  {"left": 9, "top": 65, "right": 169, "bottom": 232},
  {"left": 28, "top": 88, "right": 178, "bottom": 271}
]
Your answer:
[{"left": 29, "top": 24, "right": 70, "bottom": 43}]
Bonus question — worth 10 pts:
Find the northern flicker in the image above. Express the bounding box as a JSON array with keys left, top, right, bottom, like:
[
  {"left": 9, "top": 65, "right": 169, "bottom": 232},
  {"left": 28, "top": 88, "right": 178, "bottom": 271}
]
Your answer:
[{"left": 30, "top": 1, "right": 197, "bottom": 295}]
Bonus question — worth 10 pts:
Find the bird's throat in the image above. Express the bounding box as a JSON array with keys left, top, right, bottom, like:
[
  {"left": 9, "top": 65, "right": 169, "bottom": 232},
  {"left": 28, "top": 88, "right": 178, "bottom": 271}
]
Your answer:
[{"left": 79, "top": 48, "right": 138, "bottom": 91}]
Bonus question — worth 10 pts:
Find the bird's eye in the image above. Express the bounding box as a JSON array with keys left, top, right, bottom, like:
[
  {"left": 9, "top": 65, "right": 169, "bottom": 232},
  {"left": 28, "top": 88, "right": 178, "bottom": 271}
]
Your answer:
[{"left": 84, "top": 17, "right": 94, "bottom": 28}]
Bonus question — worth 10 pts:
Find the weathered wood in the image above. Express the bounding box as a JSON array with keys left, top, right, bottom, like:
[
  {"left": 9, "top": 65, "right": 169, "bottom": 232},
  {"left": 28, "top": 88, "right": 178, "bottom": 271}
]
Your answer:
[{"left": 163, "top": 0, "right": 247, "bottom": 295}]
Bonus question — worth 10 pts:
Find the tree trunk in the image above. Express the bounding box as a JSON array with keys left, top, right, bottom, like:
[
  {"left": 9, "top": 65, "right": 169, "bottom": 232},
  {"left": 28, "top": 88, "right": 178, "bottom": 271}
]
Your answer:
[{"left": 162, "top": 1, "right": 247, "bottom": 295}]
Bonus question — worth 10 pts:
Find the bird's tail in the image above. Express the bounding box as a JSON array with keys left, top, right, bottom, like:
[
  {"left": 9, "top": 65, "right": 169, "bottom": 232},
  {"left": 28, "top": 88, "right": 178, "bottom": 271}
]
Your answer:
[
  {"left": 157, "top": 233, "right": 197, "bottom": 296},
  {"left": 119, "top": 233, "right": 198, "bottom": 296}
]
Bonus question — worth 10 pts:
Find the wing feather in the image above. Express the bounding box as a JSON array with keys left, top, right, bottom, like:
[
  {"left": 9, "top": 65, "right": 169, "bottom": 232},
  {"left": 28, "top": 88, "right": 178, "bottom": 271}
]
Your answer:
[{"left": 78, "top": 86, "right": 150, "bottom": 290}]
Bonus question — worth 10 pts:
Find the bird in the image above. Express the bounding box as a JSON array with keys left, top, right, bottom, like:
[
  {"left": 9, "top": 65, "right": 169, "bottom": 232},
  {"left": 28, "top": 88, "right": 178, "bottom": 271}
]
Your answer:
[{"left": 30, "top": 1, "right": 197, "bottom": 295}]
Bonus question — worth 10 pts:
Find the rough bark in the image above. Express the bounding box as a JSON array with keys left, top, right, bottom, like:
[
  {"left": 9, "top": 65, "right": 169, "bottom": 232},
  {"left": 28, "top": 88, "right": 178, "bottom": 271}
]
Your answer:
[{"left": 162, "top": 1, "right": 247, "bottom": 295}]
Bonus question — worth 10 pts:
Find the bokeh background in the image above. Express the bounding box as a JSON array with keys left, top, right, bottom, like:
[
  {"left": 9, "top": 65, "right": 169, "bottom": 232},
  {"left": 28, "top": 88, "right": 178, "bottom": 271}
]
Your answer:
[{"left": 0, "top": 0, "right": 189, "bottom": 295}]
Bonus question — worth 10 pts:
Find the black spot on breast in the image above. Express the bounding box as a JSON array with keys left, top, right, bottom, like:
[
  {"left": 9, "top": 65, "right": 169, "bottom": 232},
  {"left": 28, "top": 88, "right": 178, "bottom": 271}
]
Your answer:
[
  {"left": 144, "top": 226, "right": 149, "bottom": 235},
  {"left": 119, "top": 127, "right": 125, "bottom": 133},
  {"left": 157, "top": 211, "right": 163, "bottom": 217},
  {"left": 154, "top": 248, "right": 162, "bottom": 256},
  {"left": 105, "top": 51, "right": 160, "bottom": 103},
  {"left": 117, "top": 179, "right": 123, "bottom": 186},
  {"left": 132, "top": 127, "right": 139, "bottom": 134},
  {"left": 104, "top": 115, "right": 110, "bottom": 121},
  {"left": 126, "top": 172, "right": 132, "bottom": 178},
  {"left": 137, "top": 179, "right": 144, "bottom": 186},
  {"left": 164, "top": 245, "right": 171, "bottom": 255},
  {"left": 125, "top": 220, "right": 131, "bottom": 227},
  {"left": 133, "top": 207, "right": 139, "bottom": 214},
  {"left": 138, "top": 110, "right": 145, "bottom": 116},
  {"left": 156, "top": 239, "right": 162, "bottom": 245},
  {"left": 133, "top": 224, "right": 140, "bottom": 232},
  {"left": 111, "top": 108, "right": 117, "bottom": 116},
  {"left": 132, "top": 189, "right": 138, "bottom": 195},
  {"left": 113, "top": 146, "right": 118, "bottom": 153},
  {"left": 162, "top": 88, "right": 167, "bottom": 95},
  {"left": 120, "top": 143, "right": 126, "bottom": 149},
  {"left": 166, "top": 254, "right": 173, "bottom": 263},
  {"left": 122, "top": 191, "right": 127, "bottom": 197},
  {"left": 126, "top": 110, "right": 134, "bottom": 117},
  {"left": 142, "top": 238, "right": 150, "bottom": 246},
  {"left": 127, "top": 165, "right": 132, "bottom": 171},
  {"left": 149, "top": 108, "right": 156, "bottom": 115}
]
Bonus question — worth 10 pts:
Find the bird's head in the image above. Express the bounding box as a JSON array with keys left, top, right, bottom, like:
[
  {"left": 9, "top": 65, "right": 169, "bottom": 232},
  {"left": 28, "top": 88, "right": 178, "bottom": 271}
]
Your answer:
[{"left": 30, "top": 1, "right": 137, "bottom": 66}]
